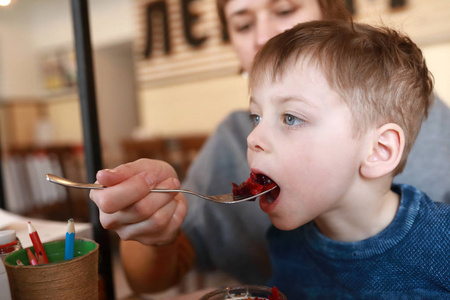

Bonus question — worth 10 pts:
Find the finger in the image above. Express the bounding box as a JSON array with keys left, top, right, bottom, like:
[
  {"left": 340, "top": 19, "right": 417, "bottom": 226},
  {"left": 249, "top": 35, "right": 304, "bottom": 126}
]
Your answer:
[
  {"left": 96, "top": 159, "right": 175, "bottom": 187},
  {"left": 92, "top": 171, "right": 157, "bottom": 214},
  {"left": 113, "top": 193, "right": 187, "bottom": 245},
  {"left": 171, "top": 192, "right": 188, "bottom": 230},
  {"left": 146, "top": 193, "right": 188, "bottom": 245},
  {"left": 101, "top": 177, "right": 181, "bottom": 226},
  {"left": 115, "top": 199, "right": 178, "bottom": 244},
  {"left": 122, "top": 177, "right": 181, "bottom": 222}
]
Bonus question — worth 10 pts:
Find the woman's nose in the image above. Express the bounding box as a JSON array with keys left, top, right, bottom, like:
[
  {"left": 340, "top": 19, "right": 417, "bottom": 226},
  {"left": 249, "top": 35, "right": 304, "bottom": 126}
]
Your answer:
[{"left": 254, "top": 18, "right": 275, "bottom": 49}]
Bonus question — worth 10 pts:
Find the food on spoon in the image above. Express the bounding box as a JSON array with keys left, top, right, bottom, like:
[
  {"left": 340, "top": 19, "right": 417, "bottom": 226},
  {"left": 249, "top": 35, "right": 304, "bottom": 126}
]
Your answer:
[
  {"left": 214, "top": 286, "right": 282, "bottom": 300},
  {"left": 242, "top": 286, "right": 282, "bottom": 300},
  {"left": 268, "top": 286, "right": 281, "bottom": 300},
  {"left": 232, "top": 172, "right": 276, "bottom": 199}
]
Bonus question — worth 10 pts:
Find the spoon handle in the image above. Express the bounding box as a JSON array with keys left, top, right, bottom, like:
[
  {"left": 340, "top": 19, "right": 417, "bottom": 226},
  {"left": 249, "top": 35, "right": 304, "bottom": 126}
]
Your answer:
[{"left": 46, "top": 174, "right": 105, "bottom": 189}]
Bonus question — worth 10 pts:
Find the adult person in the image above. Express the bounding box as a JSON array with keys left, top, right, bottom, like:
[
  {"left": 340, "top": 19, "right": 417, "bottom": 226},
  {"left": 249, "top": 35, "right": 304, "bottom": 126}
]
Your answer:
[{"left": 90, "top": 0, "right": 450, "bottom": 294}]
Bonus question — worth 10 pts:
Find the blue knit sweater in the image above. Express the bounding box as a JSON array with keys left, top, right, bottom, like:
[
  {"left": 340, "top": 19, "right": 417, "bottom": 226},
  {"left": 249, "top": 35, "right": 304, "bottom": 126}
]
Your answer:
[{"left": 267, "top": 184, "right": 450, "bottom": 299}]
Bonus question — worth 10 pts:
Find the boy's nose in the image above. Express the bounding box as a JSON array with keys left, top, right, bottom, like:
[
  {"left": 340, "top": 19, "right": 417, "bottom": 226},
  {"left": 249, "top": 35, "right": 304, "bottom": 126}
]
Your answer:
[{"left": 247, "top": 126, "right": 267, "bottom": 152}]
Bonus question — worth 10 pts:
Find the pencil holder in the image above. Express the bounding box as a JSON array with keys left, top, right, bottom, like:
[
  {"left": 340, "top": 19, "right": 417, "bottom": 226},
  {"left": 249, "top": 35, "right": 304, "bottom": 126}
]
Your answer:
[{"left": 3, "top": 238, "right": 98, "bottom": 300}]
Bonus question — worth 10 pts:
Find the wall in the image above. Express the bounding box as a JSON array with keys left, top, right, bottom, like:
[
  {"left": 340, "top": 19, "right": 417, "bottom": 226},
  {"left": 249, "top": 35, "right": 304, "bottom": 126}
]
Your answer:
[
  {"left": 0, "top": 1, "right": 39, "bottom": 98},
  {"left": 0, "top": 0, "right": 134, "bottom": 98},
  {"left": 94, "top": 42, "right": 138, "bottom": 166},
  {"left": 138, "top": 74, "right": 249, "bottom": 136},
  {"left": 0, "top": 0, "right": 138, "bottom": 166},
  {"left": 422, "top": 42, "right": 450, "bottom": 106},
  {"left": 354, "top": 0, "right": 450, "bottom": 106},
  {"left": 354, "top": 0, "right": 450, "bottom": 45}
]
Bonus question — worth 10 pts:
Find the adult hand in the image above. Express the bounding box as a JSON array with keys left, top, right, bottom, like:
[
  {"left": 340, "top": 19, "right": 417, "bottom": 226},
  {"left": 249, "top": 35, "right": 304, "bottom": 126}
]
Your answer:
[{"left": 90, "top": 159, "right": 187, "bottom": 246}]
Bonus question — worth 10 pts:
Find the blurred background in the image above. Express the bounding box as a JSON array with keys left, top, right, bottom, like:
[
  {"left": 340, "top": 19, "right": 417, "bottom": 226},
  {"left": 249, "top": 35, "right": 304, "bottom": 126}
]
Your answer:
[{"left": 0, "top": 0, "right": 449, "bottom": 298}]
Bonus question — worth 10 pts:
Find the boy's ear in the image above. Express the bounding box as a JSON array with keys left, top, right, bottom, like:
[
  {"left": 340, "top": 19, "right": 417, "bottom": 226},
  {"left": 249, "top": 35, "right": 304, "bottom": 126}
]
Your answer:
[{"left": 360, "top": 123, "right": 405, "bottom": 179}]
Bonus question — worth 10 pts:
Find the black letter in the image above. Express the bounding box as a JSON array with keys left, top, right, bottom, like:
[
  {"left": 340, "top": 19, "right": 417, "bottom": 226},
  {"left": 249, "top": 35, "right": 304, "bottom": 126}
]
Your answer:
[
  {"left": 144, "top": 1, "right": 171, "bottom": 58},
  {"left": 181, "top": 0, "right": 208, "bottom": 47},
  {"left": 391, "top": 0, "right": 406, "bottom": 9}
]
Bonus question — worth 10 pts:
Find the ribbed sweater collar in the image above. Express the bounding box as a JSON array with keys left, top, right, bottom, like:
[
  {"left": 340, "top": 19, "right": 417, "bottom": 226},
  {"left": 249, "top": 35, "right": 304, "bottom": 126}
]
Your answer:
[{"left": 303, "top": 184, "right": 421, "bottom": 260}]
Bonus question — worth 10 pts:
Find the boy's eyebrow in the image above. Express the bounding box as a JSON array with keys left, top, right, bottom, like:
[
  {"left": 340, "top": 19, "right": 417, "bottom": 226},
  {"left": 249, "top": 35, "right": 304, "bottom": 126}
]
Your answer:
[
  {"left": 277, "top": 96, "right": 318, "bottom": 108},
  {"left": 249, "top": 95, "right": 318, "bottom": 108}
]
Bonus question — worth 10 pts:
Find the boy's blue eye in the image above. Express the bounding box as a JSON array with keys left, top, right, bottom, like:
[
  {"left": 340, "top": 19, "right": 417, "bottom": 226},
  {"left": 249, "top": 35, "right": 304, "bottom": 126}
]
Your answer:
[
  {"left": 249, "top": 114, "right": 261, "bottom": 126},
  {"left": 284, "top": 114, "right": 304, "bottom": 126}
]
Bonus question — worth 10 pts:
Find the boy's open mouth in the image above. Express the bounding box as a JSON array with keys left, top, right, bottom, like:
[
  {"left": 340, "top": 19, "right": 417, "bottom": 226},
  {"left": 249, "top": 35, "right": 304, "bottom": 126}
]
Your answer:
[
  {"left": 232, "top": 172, "right": 279, "bottom": 201},
  {"left": 265, "top": 183, "right": 280, "bottom": 203}
]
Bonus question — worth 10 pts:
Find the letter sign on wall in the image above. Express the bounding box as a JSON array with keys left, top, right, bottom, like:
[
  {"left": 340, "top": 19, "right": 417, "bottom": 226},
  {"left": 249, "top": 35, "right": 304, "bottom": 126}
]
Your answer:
[
  {"left": 136, "top": 0, "right": 239, "bottom": 87},
  {"left": 135, "top": 0, "right": 409, "bottom": 87}
]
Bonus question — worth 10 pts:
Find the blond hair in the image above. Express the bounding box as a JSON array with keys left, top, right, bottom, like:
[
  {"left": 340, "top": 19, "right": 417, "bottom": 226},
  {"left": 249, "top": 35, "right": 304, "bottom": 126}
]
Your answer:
[{"left": 249, "top": 20, "right": 434, "bottom": 174}]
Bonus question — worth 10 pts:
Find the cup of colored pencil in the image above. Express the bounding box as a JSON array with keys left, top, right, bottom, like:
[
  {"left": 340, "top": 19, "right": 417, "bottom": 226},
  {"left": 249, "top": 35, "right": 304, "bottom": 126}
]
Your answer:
[{"left": 2, "top": 222, "right": 99, "bottom": 300}]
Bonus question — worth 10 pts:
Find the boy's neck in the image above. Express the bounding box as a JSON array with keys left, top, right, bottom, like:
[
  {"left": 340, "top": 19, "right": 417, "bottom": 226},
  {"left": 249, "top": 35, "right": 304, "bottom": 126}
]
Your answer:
[{"left": 313, "top": 178, "right": 400, "bottom": 242}]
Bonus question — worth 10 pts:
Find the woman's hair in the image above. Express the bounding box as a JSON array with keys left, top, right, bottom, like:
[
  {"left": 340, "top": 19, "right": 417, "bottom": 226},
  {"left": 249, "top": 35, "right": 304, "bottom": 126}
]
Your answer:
[
  {"left": 216, "top": 0, "right": 352, "bottom": 30},
  {"left": 249, "top": 20, "right": 434, "bottom": 174}
]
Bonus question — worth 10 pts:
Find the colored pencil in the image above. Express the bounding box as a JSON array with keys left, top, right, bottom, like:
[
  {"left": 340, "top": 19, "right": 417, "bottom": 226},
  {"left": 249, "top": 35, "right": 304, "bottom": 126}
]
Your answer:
[
  {"left": 65, "top": 218, "right": 75, "bottom": 260},
  {"left": 16, "top": 259, "right": 24, "bottom": 266},
  {"left": 28, "top": 221, "right": 49, "bottom": 264},
  {"left": 26, "top": 248, "right": 38, "bottom": 265},
  {"left": 36, "top": 250, "right": 45, "bottom": 264}
]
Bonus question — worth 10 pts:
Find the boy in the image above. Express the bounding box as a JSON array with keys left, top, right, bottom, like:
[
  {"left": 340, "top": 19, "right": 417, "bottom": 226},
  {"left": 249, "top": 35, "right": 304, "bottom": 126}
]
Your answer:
[{"left": 247, "top": 20, "right": 450, "bottom": 298}]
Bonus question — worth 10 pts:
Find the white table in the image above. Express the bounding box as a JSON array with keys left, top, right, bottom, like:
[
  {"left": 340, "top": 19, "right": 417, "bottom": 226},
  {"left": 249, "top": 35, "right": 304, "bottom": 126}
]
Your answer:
[{"left": 0, "top": 209, "right": 92, "bottom": 248}]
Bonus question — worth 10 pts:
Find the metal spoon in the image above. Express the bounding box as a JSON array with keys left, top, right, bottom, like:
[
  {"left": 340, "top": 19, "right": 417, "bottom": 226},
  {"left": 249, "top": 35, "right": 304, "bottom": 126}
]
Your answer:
[{"left": 46, "top": 173, "right": 277, "bottom": 204}]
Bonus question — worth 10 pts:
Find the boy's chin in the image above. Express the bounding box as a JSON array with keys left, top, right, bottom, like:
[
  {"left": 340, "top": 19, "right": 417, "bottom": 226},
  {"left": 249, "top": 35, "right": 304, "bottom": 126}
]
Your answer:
[{"left": 269, "top": 217, "right": 297, "bottom": 231}]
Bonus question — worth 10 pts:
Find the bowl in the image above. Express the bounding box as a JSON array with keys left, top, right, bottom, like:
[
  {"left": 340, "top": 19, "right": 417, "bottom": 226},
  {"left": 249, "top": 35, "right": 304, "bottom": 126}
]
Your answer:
[{"left": 199, "top": 285, "right": 287, "bottom": 300}]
